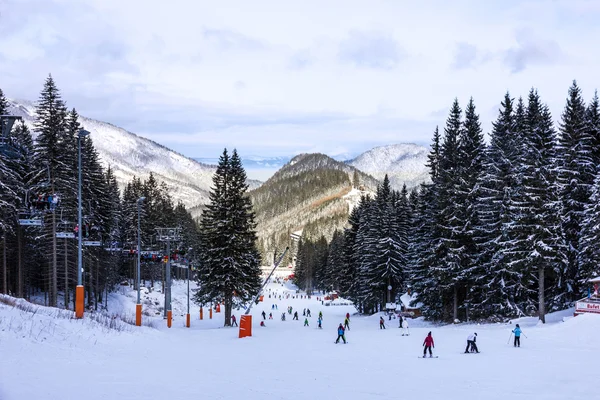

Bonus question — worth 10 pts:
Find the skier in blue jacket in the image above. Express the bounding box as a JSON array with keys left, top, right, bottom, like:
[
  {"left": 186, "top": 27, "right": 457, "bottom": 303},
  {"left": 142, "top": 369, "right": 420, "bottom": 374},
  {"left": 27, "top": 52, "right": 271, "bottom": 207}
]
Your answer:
[
  {"left": 512, "top": 324, "right": 522, "bottom": 347},
  {"left": 335, "top": 323, "right": 346, "bottom": 344}
]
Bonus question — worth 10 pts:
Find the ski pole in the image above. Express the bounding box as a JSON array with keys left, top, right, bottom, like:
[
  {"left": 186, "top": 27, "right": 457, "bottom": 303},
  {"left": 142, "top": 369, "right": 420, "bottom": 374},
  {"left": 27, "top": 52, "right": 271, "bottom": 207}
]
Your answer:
[
  {"left": 522, "top": 333, "right": 528, "bottom": 339},
  {"left": 507, "top": 332, "right": 513, "bottom": 344}
]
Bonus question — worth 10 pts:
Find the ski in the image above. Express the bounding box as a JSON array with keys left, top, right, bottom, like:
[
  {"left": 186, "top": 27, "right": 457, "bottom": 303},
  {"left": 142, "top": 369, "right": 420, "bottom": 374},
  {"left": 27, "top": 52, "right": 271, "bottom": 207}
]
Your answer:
[{"left": 419, "top": 356, "right": 439, "bottom": 358}]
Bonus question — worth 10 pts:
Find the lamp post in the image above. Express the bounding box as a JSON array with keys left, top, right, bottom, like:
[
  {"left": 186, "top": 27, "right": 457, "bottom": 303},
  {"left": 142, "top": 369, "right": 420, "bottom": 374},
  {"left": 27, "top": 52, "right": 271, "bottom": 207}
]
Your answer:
[
  {"left": 76, "top": 128, "right": 90, "bottom": 319},
  {"left": 135, "top": 197, "right": 145, "bottom": 326}
]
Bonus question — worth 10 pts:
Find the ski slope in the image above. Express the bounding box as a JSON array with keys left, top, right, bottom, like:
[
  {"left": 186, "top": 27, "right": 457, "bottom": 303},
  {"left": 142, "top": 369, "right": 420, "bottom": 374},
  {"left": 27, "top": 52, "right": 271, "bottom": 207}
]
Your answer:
[{"left": 0, "top": 280, "right": 598, "bottom": 400}]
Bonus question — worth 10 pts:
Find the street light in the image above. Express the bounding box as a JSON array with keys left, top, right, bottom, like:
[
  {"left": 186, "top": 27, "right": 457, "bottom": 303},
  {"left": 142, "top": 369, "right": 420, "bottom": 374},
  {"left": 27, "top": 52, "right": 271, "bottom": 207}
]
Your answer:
[
  {"left": 136, "top": 197, "right": 145, "bottom": 326},
  {"left": 76, "top": 128, "right": 90, "bottom": 319}
]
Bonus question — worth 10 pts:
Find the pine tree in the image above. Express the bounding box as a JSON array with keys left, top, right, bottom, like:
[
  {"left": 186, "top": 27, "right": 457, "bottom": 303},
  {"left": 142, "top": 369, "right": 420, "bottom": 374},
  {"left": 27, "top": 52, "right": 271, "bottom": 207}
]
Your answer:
[
  {"left": 556, "top": 81, "right": 595, "bottom": 302},
  {"left": 194, "top": 149, "right": 261, "bottom": 326}
]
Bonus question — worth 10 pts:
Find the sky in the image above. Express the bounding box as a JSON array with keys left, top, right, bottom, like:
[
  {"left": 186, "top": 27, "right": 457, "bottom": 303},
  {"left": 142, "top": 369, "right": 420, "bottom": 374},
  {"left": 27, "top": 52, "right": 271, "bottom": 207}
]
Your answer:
[{"left": 1, "top": 0, "right": 599, "bottom": 160}]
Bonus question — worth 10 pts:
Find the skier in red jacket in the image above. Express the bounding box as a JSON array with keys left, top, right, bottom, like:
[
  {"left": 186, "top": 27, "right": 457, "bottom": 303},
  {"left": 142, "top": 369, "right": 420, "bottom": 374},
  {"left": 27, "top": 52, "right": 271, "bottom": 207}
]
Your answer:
[{"left": 423, "top": 331, "right": 435, "bottom": 357}]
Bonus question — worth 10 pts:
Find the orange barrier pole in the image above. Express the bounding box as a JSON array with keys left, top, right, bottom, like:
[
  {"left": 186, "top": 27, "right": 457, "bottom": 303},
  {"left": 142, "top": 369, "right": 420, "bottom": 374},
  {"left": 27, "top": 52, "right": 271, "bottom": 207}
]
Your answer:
[
  {"left": 239, "top": 315, "right": 252, "bottom": 338},
  {"left": 167, "top": 310, "right": 172, "bottom": 328},
  {"left": 75, "top": 285, "right": 84, "bottom": 319},
  {"left": 216, "top": 303, "right": 221, "bottom": 313},
  {"left": 200, "top": 307, "right": 203, "bottom": 320},
  {"left": 209, "top": 308, "right": 213, "bottom": 319},
  {"left": 135, "top": 304, "right": 142, "bottom": 326},
  {"left": 186, "top": 313, "right": 190, "bottom": 328}
]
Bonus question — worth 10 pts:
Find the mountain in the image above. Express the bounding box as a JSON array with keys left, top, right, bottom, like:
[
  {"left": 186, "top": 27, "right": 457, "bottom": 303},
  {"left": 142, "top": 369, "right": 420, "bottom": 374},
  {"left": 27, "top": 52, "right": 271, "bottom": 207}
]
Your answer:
[
  {"left": 8, "top": 99, "right": 216, "bottom": 216},
  {"left": 196, "top": 155, "right": 290, "bottom": 182},
  {"left": 249, "top": 153, "right": 379, "bottom": 262},
  {"left": 345, "top": 143, "right": 430, "bottom": 190}
]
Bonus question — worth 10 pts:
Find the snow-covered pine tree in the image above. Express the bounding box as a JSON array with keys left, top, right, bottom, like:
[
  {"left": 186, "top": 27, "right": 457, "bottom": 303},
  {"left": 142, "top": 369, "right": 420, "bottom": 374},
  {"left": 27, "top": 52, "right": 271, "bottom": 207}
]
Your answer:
[
  {"left": 455, "top": 98, "right": 485, "bottom": 319},
  {"left": 435, "top": 99, "right": 465, "bottom": 321},
  {"left": 585, "top": 91, "right": 600, "bottom": 165},
  {"left": 324, "top": 229, "right": 344, "bottom": 292},
  {"left": 473, "top": 93, "right": 527, "bottom": 318},
  {"left": 556, "top": 81, "right": 596, "bottom": 302},
  {"left": 34, "top": 75, "right": 68, "bottom": 307},
  {"left": 339, "top": 195, "right": 368, "bottom": 309},
  {"left": 520, "top": 90, "right": 566, "bottom": 321},
  {"left": 194, "top": 149, "right": 261, "bottom": 326}
]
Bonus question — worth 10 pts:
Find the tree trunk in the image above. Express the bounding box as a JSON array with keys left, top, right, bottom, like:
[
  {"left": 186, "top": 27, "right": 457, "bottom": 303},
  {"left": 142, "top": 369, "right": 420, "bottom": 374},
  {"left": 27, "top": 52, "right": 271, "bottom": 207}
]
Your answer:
[
  {"left": 51, "top": 203, "right": 58, "bottom": 307},
  {"left": 95, "top": 257, "right": 99, "bottom": 310},
  {"left": 538, "top": 265, "right": 546, "bottom": 324},
  {"left": 453, "top": 285, "right": 458, "bottom": 322},
  {"left": 224, "top": 293, "right": 232, "bottom": 327},
  {"left": 17, "top": 226, "right": 23, "bottom": 298},
  {"left": 64, "top": 238, "right": 69, "bottom": 309},
  {"left": 2, "top": 232, "right": 6, "bottom": 294}
]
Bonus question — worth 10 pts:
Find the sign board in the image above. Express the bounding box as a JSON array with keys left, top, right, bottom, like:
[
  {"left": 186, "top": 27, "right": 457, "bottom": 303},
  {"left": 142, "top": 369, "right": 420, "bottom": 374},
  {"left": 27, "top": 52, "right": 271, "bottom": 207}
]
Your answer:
[
  {"left": 18, "top": 219, "right": 43, "bottom": 227},
  {"left": 575, "top": 301, "right": 600, "bottom": 314},
  {"left": 56, "top": 232, "right": 75, "bottom": 239},
  {"left": 82, "top": 241, "right": 102, "bottom": 247}
]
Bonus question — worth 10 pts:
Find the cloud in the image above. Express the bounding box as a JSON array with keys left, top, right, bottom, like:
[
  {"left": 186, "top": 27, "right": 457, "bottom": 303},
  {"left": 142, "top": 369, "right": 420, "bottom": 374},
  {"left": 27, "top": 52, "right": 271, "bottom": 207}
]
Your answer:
[
  {"left": 503, "top": 30, "right": 564, "bottom": 73},
  {"left": 338, "top": 30, "right": 402, "bottom": 69},
  {"left": 453, "top": 42, "right": 479, "bottom": 69},
  {"left": 288, "top": 50, "right": 313, "bottom": 70},
  {"left": 202, "top": 28, "right": 265, "bottom": 52}
]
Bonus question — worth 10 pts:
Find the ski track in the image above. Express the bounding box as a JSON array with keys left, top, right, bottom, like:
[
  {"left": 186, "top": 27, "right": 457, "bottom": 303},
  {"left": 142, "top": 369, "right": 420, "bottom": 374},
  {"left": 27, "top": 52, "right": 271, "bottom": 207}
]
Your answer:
[{"left": 0, "top": 280, "right": 597, "bottom": 400}]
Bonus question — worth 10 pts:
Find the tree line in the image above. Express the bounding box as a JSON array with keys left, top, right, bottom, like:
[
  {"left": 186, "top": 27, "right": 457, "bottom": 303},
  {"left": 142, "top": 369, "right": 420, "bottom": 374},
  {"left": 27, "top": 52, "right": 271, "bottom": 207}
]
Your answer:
[
  {"left": 294, "top": 81, "right": 600, "bottom": 322},
  {"left": 0, "top": 76, "right": 200, "bottom": 311}
]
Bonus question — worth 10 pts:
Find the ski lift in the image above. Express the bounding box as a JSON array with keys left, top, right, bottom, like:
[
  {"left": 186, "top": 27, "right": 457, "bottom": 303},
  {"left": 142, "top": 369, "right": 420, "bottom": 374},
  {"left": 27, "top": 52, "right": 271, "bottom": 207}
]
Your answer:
[
  {"left": 17, "top": 190, "right": 44, "bottom": 226},
  {"left": 56, "top": 215, "right": 76, "bottom": 239},
  {"left": 80, "top": 216, "right": 103, "bottom": 247},
  {"left": 0, "top": 115, "right": 22, "bottom": 157}
]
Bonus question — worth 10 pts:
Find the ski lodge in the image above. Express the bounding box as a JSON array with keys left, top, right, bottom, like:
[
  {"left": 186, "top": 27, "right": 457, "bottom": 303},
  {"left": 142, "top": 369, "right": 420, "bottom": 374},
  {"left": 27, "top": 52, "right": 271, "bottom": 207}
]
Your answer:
[{"left": 575, "top": 277, "right": 600, "bottom": 315}]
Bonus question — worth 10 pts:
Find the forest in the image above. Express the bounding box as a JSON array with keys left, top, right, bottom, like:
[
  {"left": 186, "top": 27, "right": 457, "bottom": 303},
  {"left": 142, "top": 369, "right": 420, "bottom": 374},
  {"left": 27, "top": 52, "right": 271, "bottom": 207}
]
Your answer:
[{"left": 294, "top": 82, "right": 600, "bottom": 322}]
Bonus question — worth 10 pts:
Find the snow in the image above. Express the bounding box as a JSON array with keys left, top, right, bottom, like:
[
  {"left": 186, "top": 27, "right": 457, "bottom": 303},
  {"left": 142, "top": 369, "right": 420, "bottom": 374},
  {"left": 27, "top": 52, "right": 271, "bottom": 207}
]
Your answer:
[{"left": 1, "top": 281, "right": 599, "bottom": 400}]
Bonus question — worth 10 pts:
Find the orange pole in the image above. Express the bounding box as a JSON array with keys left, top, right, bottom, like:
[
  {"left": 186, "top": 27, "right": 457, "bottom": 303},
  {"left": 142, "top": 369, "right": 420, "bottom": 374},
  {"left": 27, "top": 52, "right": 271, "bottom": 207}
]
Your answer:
[
  {"left": 239, "top": 315, "right": 252, "bottom": 338},
  {"left": 200, "top": 307, "right": 203, "bottom": 320},
  {"left": 75, "top": 285, "right": 84, "bottom": 319},
  {"left": 186, "top": 313, "right": 190, "bottom": 328},
  {"left": 135, "top": 304, "right": 142, "bottom": 326},
  {"left": 209, "top": 308, "right": 213, "bottom": 319},
  {"left": 167, "top": 310, "right": 172, "bottom": 328}
]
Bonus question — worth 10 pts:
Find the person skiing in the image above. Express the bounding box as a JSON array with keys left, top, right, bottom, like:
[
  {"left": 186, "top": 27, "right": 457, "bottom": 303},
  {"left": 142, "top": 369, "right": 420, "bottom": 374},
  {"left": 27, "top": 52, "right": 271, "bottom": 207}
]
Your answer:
[
  {"left": 344, "top": 317, "right": 350, "bottom": 331},
  {"left": 269, "top": 312, "right": 273, "bottom": 319},
  {"left": 306, "top": 309, "right": 311, "bottom": 317},
  {"left": 281, "top": 313, "right": 286, "bottom": 321},
  {"left": 260, "top": 321, "right": 266, "bottom": 327},
  {"left": 262, "top": 310, "right": 266, "bottom": 320},
  {"left": 293, "top": 311, "right": 299, "bottom": 320},
  {"left": 319, "top": 311, "right": 323, "bottom": 320},
  {"left": 399, "top": 315, "right": 403, "bottom": 328},
  {"left": 423, "top": 331, "right": 435, "bottom": 357},
  {"left": 401, "top": 318, "right": 409, "bottom": 336},
  {"left": 465, "top": 333, "right": 479, "bottom": 353},
  {"left": 335, "top": 323, "right": 346, "bottom": 344},
  {"left": 379, "top": 316, "right": 386, "bottom": 329},
  {"left": 303, "top": 308, "right": 306, "bottom": 316},
  {"left": 346, "top": 312, "right": 350, "bottom": 321},
  {"left": 512, "top": 324, "right": 522, "bottom": 347},
  {"left": 304, "top": 318, "right": 309, "bottom": 327},
  {"left": 231, "top": 315, "right": 238, "bottom": 327},
  {"left": 317, "top": 317, "right": 322, "bottom": 329}
]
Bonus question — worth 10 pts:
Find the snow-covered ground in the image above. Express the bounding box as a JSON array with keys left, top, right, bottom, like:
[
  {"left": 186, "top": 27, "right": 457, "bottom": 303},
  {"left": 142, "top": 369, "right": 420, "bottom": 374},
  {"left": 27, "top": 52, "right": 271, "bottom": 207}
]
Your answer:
[{"left": 1, "top": 280, "right": 598, "bottom": 400}]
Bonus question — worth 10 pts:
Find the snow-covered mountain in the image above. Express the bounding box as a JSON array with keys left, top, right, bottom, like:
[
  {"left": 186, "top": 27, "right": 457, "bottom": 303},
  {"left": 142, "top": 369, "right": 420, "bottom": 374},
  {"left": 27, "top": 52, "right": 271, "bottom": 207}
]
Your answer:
[
  {"left": 346, "top": 143, "right": 430, "bottom": 190},
  {"left": 249, "top": 153, "right": 378, "bottom": 261},
  {"left": 8, "top": 99, "right": 216, "bottom": 215}
]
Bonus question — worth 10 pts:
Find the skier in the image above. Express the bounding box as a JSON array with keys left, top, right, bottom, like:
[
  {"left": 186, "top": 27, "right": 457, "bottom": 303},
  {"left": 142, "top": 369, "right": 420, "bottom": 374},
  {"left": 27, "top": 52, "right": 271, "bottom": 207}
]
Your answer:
[
  {"left": 346, "top": 312, "right": 350, "bottom": 321},
  {"left": 344, "top": 316, "right": 350, "bottom": 331},
  {"left": 399, "top": 315, "right": 403, "bottom": 328},
  {"left": 281, "top": 313, "right": 286, "bottom": 321},
  {"left": 335, "top": 323, "right": 346, "bottom": 344},
  {"left": 231, "top": 315, "right": 238, "bottom": 327},
  {"left": 423, "top": 331, "right": 435, "bottom": 357},
  {"left": 262, "top": 311, "right": 266, "bottom": 320},
  {"left": 303, "top": 308, "right": 306, "bottom": 316},
  {"left": 269, "top": 312, "right": 273, "bottom": 319},
  {"left": 317, "top": 317, "right": 322, "bottom": 329},
  {"left": 260, "top": 321, "right": 266, "bottom": 327},
  {"left": 401, "top": 318, "right": 409, "bottom": 336},
  {"left": 306, "top": 309, "right": 311, "bottom": 317},
  {"left": 512, "top": 324, "right": 522, "bottom": 347},
  {"left": 379, "top": 316, "right": 386, "bottom": 329},
  {"left": 304, "top": 318, "right": 309, "bottom": 327},
  {"left": 465, "top": 333, "right": 479, "bottom": 353},
  {"left": 293, "top": 311, "right": 299, "bottom": 320},
  {"left": 318, "top": 311, "right": 323, "bottom": 320}
]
